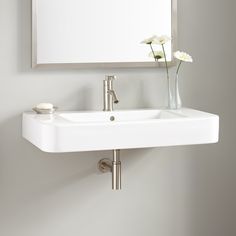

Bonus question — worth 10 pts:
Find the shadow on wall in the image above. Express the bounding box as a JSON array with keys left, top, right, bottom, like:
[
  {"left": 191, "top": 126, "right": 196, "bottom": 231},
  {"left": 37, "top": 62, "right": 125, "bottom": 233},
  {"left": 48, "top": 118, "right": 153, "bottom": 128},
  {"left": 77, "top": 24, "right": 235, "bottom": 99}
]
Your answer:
[{"left": 0, "top": 115, "right": 98, "bottom": 199}]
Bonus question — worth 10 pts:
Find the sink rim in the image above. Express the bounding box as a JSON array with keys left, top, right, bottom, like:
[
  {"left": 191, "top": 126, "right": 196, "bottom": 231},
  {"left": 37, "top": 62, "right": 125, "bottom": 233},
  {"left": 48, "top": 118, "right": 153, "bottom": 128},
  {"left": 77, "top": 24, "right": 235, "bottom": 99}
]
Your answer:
[{"left": 23, "top": 108, "right": 218, "bottom": 127}]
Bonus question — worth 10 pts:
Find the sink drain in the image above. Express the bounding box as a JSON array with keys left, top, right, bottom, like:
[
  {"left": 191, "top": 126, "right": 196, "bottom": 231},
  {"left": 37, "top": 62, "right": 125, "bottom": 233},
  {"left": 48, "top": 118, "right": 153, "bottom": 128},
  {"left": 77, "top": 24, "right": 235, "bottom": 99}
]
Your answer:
[{"left": 110, "top": 116, "right": 115, "bottom": 121}]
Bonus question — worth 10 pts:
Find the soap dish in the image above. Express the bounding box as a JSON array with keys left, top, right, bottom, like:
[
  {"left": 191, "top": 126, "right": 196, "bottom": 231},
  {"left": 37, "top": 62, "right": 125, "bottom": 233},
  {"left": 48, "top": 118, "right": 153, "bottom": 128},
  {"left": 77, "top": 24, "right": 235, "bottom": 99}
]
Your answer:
[{"left": 32, "top": 107, "right": 58, "bottom": 114}]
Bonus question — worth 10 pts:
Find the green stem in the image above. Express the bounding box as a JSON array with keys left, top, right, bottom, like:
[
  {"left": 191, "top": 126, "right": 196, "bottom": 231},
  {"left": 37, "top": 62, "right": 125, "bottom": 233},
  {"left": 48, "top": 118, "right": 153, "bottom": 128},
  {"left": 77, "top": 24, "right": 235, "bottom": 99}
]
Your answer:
[
  {"left": 176, "top": 60, "right": 183, "bottom": 75},
  {"left": 162, "top": 44, "right": 172, "bottom": 108},
  {"left": 161, "top": 44, "right": 169, "bottom": 80},
  {"left": 149, "top": 43, "right": 157, "bottom": 61}
]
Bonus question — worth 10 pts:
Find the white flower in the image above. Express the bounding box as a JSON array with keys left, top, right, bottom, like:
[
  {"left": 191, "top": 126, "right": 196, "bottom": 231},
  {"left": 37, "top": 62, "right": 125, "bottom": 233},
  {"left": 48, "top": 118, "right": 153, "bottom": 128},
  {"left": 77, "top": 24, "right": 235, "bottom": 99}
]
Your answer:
[
  {"left": 149, "top": 51, "right": 164, "bottom": 60},
  {"left": 152, "top": 35, "right": 171, "bottom": 45},
  {"left": 141, "top": 35, "right": 157, "bottom": 44},
  {"left": 174, "top": 51, "right": 193, "bottom": 62}
]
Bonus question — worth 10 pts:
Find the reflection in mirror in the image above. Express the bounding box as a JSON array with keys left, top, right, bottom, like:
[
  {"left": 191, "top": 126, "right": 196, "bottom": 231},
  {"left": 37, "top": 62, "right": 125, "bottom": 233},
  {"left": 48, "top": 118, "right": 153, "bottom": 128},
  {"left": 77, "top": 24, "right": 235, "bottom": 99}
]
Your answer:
[{"left": 33, "top": 0, "right": 177, "bottom": 68}]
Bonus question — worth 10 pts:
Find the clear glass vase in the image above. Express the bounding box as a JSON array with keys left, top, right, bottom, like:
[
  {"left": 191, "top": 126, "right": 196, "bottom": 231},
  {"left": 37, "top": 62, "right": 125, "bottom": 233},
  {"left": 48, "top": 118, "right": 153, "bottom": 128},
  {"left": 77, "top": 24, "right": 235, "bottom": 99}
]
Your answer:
[
  {"left": 167, "top": 78, "right": 174, "bottom": 109},
  {"left": 174, "top": 74, "right": 182, "bottom": 109}
]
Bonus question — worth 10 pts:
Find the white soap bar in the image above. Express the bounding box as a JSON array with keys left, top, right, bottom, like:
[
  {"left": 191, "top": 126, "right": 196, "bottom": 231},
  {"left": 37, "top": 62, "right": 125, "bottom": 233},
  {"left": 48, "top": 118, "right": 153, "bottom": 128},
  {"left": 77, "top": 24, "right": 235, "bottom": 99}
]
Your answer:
[{"left": 36, "top": 103, "right": 53, "bottom": 110}]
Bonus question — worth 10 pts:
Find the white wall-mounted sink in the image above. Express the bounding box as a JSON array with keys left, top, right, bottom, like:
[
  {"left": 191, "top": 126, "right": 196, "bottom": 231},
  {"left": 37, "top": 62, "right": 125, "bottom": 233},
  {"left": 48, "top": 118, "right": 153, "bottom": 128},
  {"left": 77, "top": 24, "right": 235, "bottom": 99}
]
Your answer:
[{"left": 22, "top": 108, "right": 219, "bottom": 153}]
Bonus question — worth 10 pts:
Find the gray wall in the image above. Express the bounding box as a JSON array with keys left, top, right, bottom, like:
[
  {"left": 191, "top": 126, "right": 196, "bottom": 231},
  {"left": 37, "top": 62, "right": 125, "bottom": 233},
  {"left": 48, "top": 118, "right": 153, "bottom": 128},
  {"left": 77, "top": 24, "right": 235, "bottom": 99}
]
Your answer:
[{"left": 0, "top": 0, "right": 235, "bottom": 236}]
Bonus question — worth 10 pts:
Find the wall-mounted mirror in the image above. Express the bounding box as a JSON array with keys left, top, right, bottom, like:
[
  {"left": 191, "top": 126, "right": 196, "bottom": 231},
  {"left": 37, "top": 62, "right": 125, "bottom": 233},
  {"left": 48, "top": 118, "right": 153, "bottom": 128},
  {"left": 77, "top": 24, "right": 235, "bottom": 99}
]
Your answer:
[{"left": 32, "top": 0, "right": 177, "bottom": 68}]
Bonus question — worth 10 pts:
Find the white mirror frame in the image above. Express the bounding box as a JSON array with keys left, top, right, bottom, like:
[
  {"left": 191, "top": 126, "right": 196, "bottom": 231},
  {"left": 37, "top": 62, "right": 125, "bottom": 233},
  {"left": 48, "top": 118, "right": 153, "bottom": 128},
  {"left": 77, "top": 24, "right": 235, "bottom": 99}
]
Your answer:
[{"left": 32, "top": 0, "right": 177, "bottom": 69}]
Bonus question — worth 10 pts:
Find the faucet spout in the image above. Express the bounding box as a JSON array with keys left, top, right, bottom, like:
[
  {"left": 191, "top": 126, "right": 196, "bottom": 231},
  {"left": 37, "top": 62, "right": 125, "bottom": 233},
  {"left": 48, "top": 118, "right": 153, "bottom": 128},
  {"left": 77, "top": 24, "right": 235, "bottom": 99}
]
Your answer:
[{"left": 108, "top": 90, "right": 119, "bottom": 104}]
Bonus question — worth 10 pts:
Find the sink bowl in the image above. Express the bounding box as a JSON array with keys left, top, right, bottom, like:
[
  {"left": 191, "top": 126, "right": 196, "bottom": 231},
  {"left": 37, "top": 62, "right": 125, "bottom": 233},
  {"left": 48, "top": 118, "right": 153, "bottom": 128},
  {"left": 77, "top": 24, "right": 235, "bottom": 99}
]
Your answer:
[{"left": 22, "top": 108, "right": 219, "bottom": 152}]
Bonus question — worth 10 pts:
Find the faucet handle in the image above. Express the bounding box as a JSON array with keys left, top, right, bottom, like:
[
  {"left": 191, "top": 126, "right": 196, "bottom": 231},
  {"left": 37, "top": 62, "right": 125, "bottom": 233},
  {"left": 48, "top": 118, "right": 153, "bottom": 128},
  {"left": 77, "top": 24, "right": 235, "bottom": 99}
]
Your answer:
[{"left": 105, "top": 75, "right": 116, "bottom": 81}]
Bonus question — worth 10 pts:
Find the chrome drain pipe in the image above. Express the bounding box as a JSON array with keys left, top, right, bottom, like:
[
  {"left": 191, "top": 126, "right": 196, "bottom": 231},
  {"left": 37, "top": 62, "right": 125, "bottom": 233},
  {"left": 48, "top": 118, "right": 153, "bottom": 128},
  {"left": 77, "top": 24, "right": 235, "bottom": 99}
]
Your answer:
[
  {"left": 112, "top": 150, "right": 121, "bottom": 190},
  {"left": 98, "top": 149, "right": 121, "bottom": 190}
]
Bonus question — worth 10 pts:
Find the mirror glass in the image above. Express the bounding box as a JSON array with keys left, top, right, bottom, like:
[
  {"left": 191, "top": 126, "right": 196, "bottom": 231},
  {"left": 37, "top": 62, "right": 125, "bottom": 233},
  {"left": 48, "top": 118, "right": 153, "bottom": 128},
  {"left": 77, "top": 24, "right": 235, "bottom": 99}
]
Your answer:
[{"left": 33, "top": 0, "right": 177, "bottom": 68}]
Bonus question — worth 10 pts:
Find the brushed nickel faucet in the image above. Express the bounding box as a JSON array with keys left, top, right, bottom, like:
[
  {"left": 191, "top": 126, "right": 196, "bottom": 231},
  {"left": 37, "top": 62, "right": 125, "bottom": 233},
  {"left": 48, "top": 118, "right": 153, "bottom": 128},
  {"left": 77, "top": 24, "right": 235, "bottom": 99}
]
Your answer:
[
  {"left": 98, "top": 75, "right": 121, "bottom": 190},
  {"left": 103, "top": 75, "right": 119, "bottom": 111}
]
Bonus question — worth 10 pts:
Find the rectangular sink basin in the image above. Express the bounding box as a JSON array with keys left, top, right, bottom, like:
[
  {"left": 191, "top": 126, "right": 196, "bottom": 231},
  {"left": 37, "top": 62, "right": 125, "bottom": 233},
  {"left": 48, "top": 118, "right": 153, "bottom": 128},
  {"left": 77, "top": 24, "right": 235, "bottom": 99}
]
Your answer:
[{"left": 22, "top": 108, "right": 219, "bottom": 152}]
